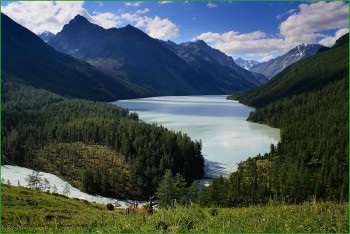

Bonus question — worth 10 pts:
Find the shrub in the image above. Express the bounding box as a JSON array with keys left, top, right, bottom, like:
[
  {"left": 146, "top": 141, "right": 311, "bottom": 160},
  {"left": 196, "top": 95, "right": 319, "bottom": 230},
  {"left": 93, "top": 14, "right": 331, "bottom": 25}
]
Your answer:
[
  {"left": 52, "top": 193, "right": 68, "bottom": 199},
  {"left": 209, "top": 207, "right": 218, "bottom": 216},
  {"left": 106, "top": 203, "right": 114, "bottom": 210}
]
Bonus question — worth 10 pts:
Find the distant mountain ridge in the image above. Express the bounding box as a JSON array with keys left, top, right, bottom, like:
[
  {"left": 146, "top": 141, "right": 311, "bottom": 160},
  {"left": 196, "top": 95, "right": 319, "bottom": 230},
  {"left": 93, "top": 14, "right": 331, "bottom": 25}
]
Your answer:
[
  {"left": 162, "top": 40, "right": 268, "bottom": 91},
  {"left": 250, "top": 43, "right": 325, "bottom": 79},
  {"left": 38, "top": 31, "right": 55, "bottom": 42},
  {"left": 47, "top": 15, "right": 265, "bottom": 95},
  {"left": 235, "top": 57, "right": 260, "bottom": 70},
  {"left": 1, "top": 13, "right": 147, "bottom": 101}
]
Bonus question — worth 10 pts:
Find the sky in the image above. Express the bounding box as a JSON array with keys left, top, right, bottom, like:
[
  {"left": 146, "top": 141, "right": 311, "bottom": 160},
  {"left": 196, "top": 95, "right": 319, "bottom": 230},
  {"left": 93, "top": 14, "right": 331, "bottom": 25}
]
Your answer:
[{"left": 1, "top": 1, "right": 349, "bottom": 61}]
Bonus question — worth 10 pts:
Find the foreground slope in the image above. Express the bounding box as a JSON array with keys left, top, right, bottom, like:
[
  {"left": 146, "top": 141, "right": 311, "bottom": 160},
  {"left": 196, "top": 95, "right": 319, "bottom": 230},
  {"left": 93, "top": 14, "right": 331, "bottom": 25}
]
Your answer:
[
  {"left": 224, "top": 33, "right": 348, "bottom": 203},
  {"left": 2, "top": 185, "right": 348, "bottom": 233},
  {"left": 1, "top": 13, "right": 148, "bottom": 101}
]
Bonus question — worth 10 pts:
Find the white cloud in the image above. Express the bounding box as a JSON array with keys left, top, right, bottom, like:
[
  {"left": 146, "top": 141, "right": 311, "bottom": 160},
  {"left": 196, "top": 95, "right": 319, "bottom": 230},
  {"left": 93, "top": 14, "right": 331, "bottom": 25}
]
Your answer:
[
  {"left": 207, "top": 3, "right": 217, "bottom": 8},
  {"left": 87, "top": 12, "right": 120, "bottom": 29},
  {"left": 1, "top": 1, "right": 85, "bottom": 34},
  {"left": 287, "top": 9, "right": 296, "bottom": 14},
  {"left": 195, "top": 1, "right": 349, "bottom": 61},
  {"left": 275, "top": 14, "right": 282, "bottom": 20},
  {"left": 125, "top": 2, "right": 142, "bottom": 7},
  {"left": 145, "top": 16, "right": 179, "bottom": 40},
  {"left": 1, "top": 1, "right": 123, "bottom": 34},
  {"left": 135, "top": 8, "right": 150, "bottom": 14},
  {"left": 1, "top": 1, "right": 180, "bottom": 40},
  {"left": 279, "top": 1, "right": 348, "bottom": 44},
  {"left": 159, "top": 1, "right": 172, "bottom": 4},
  {"left": 195, "top": 31, "right": 288, "bottom": 57},
  {"left": 319, "top": 28, "right": 349, "bottom": 47},
  {"left": 260, "top": 55, "right": 275, "bottom": 62},
  {"left": 128, "top": 15, "right": 178, "bottom": 40},
  {"left": 276, "top": 8, "right": 295, "bottom": 20}
]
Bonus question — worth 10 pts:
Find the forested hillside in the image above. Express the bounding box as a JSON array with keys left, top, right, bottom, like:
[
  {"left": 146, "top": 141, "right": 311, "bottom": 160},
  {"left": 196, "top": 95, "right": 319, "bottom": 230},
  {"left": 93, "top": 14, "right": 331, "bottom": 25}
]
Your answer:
[
  {"left": 2, "top": 13, "right": 206, "bottom": 200},
  {"left": 213, "top": 33, "right": 349, "bottom": 205},
  {"left": 1, "top": 80, "right": 205, "bottom": 199}
]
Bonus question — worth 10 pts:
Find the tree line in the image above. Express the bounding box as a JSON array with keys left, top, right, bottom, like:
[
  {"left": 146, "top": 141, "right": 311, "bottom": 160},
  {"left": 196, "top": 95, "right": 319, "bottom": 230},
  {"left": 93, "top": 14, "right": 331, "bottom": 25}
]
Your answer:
[
  {"left": 217, "top": 34, "right": 348, "bottom": 206},
  {"left": 2, "top": 78, "right": 205, "bottom": 199},
  {"left": 154, "top": 34, "right": 348, "bottom": 208}
]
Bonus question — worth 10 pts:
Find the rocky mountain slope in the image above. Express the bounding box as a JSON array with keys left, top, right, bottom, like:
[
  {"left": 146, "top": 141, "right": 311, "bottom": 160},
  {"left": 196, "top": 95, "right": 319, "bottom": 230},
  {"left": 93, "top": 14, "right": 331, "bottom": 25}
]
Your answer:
[
  {"left": 250, "top": 43, "right": 325, "bottom": 79},
  {"left": 48, "top": 15, "right": 265, "bottom": 95},
  {"left": 162, "top": 40, "right": 268, "bottom": 92},
  {"left": 234, "top": 57, "right": 260, "bottom": 70}
]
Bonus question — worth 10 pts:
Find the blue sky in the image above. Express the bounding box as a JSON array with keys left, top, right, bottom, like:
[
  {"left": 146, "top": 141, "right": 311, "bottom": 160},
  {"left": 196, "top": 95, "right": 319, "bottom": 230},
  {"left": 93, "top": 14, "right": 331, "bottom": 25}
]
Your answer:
[{"left": 1, "top": 1, "right": 349, "bottom": 61}]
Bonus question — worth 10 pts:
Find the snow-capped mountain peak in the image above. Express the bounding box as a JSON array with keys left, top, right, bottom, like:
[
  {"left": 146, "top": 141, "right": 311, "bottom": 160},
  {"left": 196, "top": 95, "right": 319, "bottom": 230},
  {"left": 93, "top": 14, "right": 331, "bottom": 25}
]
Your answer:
[
  {"left": 250, "top": 43, "right": 325, "bottom": 79},
  {"left": 234, "top": 57, "right": 260, "bottom": 70},
  {"left": 38, "top": 31, "right": 55, "bottom": 42}
]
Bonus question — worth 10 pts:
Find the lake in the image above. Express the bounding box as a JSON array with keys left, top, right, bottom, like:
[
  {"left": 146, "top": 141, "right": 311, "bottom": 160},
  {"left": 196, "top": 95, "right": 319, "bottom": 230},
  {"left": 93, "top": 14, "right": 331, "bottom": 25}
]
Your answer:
[{"left": 113, "top": 95, "right": 280, "bottom": 178}]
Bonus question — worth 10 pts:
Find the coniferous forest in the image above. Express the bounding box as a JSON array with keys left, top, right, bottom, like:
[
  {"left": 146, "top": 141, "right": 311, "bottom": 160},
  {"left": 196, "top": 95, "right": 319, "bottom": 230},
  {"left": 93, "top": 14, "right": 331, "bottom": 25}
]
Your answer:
[
  {"left": 1, "top": 3, "right": 349, "bottom": 233},
  {"left": 1, "top": 9, "right": 348, "bottom": 210},
  {"left": 2, "top": 34, "right": 348, "bottom": 207},
  {"left": 211, "top": 33, "right": 349, "bottom": 206},
  {"left": 1, "top": 77, "right": 205, "bottom": 200}
]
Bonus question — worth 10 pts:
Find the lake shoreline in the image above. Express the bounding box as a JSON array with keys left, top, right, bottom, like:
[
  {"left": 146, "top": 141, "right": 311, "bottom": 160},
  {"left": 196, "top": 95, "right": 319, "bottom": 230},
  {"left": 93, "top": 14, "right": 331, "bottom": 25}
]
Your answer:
[{"left": 114, "top": 95, "right": 280, "bottom": 178}]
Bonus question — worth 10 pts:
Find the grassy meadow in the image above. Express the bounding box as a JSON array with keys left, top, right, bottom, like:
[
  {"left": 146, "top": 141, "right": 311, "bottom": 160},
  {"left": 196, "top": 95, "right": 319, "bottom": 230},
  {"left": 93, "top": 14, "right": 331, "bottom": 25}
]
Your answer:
[{"left": 1, "top": 185, "right": 348, "bottom": 233}]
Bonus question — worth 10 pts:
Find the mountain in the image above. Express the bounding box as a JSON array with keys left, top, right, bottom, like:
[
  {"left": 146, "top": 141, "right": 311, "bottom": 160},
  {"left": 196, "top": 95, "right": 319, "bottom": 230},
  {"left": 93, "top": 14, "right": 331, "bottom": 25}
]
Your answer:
[
  {"left": 48, "top": 15, "right": 265, "bottom": 95},
  {"left": 38, "top": 31, "right": 55, "bottom": 42},
  {"left": 333, "top": 32, "right": 349, "bottom": 48},
  {"left": 1, "top": 13, "right": 148, "bottom": 101},
  {"left": 234, "top": 57, "right": 260, "bottom": 70},
  {"left": 47, "top": 15, "right": 204, "bottom": 95},
  {"left": 162, "top": 40, "right": 268, "bottom": 92},
  {"left": 1, "top": 14, "right": 206, "bottom": 203},
  {"left": 250, "top": 43, "right": 325, "bottom": 79}
]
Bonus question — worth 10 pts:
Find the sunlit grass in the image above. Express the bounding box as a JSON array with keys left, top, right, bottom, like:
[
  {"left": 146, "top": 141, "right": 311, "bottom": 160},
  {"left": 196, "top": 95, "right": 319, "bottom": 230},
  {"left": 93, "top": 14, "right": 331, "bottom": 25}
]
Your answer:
[{"left": 2, "top": 185, "right": 348, "bottom": 232}]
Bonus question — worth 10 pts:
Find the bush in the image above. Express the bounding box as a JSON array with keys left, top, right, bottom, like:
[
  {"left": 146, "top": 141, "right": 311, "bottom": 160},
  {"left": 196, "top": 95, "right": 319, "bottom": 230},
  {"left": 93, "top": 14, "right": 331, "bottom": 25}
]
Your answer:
[
  {"left": 209, "top": 207, "right": 218, "bottom": 216},
  {"left": 52, "top": 193, "right": 68, "bottom": 199},
  {"left": 106, "top": 203, "right": 114, "bottom": 210}
]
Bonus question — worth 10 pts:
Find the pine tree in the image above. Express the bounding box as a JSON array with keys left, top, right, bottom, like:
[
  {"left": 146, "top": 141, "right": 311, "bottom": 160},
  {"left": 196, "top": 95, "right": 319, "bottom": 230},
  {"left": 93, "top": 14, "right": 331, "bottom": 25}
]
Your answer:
[
  {"left": 52, "top": 184, "right": 58, "bottom": 193},
  {"left": 25, "top": 171, "right": 43, "bottom": 190},
  {"left": 187, "top": 182, "right": 198, "bottom": 204},
  {"left": 156, "top": 170, "right": 179, "bottom": 208},
  {"left": 43, "top": 178, "right": 51, "bottom": 191},
  {"left": 63, "top": 183, "right": 71, "bottom": 196}
]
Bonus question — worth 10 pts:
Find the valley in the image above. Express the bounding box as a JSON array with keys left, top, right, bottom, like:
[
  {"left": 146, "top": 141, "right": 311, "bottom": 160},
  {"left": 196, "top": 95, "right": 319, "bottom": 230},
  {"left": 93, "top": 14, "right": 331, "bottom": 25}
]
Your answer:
[
  {"left": 1, "top": 1, "right": 348, "bottom": 232},
  {"left": 115, "top": 95, "right": 280, "bottom": 177}
]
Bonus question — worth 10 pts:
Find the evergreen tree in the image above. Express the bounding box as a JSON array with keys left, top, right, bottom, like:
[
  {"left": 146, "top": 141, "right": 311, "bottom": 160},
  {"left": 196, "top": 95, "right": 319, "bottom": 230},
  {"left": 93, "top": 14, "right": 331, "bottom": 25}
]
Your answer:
[
  {"left": 25, "top": 171, "right": 43, "bottom": 190},
  {"left": 63, "top": 183, "right": 71, "bottom": 196},
  {"left": 156, "top": 170, "right": 176, "bottom": 208},
  {"left": 43, "top": 178, "right": 51, "bottom": 191}
]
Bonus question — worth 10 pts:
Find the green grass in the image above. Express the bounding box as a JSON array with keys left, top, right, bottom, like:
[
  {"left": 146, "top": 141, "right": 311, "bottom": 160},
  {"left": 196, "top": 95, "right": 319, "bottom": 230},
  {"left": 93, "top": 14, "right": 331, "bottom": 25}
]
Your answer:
[{"left": 1, "top": 185, "right": 348, "bottom": 232}]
